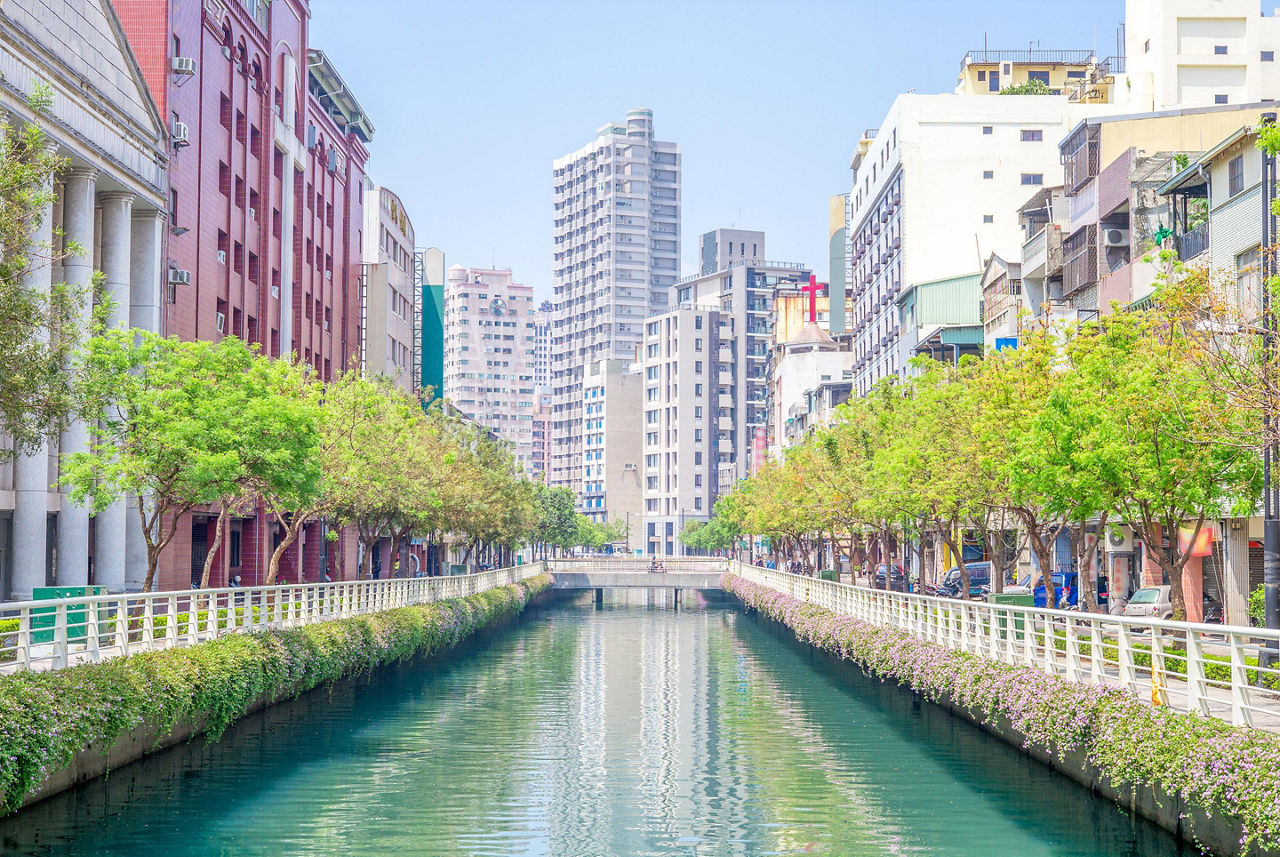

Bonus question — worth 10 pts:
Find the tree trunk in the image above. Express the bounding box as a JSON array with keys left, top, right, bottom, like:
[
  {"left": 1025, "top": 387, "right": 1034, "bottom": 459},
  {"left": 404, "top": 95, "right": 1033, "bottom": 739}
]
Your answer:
[
  {"left": 199, "top": 505, "right": 231, "bottom": 589},
  {"left": 1076, "top": 511, "right": 1107, "bottom": 613},
  {"left": 267, "top": 518, "right": 304, "bottom": 585}
]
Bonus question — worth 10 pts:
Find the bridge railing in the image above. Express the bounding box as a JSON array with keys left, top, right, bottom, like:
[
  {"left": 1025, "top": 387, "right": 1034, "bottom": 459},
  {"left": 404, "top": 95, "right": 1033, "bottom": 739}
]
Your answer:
[
  {"left": 546, "top": 557, "right": 730, "bottom": 575},
  {"left": 729, "top": 561, "right": 1280, "bottom": 730},
  {"left": 0, "top": 562, "right": 547, "bottom": 674}
]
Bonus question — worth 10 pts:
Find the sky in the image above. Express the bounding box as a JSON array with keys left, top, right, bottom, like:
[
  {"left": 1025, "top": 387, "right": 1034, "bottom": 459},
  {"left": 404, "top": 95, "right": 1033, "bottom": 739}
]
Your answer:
[{"left": 311, "top": 0, "right": 1126, "bottom": 300}]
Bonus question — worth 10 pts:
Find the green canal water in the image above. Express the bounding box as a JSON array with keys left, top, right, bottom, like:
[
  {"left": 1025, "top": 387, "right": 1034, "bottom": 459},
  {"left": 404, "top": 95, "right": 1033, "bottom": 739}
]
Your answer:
[{"left": 0, "top": 591, "right": 1189, "bottom": 856}]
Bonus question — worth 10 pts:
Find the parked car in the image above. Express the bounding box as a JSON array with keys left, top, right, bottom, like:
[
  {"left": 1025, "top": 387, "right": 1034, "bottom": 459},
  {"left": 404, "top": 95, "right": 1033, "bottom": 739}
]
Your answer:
[
  {"left": 936, "top": 562, "right": 992, "bottom": 599},
  {"left": 1122, "top": 585, "right": 1173, "bottom": 620},
  {"left": 873, "top": 563, "right": 907, "bottom": 592}
]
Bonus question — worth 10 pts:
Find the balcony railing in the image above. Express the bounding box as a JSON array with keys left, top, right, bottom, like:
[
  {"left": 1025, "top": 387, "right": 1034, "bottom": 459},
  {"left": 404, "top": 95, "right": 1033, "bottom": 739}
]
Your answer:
[
  {"left": 1175, "top": 223, "right": 1209, "bottom": 261},
  {"left": 960, "top": 49, "right": 1096, "bottom": 69}
]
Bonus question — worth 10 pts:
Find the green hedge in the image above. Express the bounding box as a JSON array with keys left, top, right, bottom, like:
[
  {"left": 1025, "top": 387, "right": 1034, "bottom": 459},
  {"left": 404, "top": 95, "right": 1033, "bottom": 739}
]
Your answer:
[{"left": 0, "top": 575, "right": 551, "bottom": 814}]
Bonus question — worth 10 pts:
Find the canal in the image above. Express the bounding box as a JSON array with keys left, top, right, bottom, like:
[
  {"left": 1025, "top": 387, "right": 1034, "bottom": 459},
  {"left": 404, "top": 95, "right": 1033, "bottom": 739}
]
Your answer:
[{"left": 0, "top": 591, "right": 1188, "bottom": 856}]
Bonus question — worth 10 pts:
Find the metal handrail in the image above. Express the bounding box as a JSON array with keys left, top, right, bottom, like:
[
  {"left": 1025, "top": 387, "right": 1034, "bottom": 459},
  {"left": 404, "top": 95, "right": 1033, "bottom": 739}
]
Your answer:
[
  {"left": 0, "top": 564, "right": 547, "bottom": 674},
  {"left": 730, "top": 562, "right": 1280, "bottom": 730}
]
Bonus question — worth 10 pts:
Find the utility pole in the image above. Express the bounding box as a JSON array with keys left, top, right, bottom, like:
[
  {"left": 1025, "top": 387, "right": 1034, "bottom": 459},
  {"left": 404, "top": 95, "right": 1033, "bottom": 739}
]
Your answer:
[{"left": 1262, "top": 111, "right": 1279, "bottom": 670}]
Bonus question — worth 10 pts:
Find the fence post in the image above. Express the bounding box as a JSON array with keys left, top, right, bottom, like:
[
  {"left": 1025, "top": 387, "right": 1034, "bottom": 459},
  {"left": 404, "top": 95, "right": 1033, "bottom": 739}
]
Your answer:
[
  {"left": 1185, "top": 630, "right": 1208, "bottom": 717},
  {"left": 1229, "top": 632, "right": 1252, "bottom": 727},
  {"left": 53, "top": 603, "right": 68, "bottom": 669}
]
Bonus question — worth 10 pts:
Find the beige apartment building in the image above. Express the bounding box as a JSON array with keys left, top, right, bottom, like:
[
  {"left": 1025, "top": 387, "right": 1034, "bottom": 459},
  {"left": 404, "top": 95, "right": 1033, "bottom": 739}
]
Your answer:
[
  {"left": 443, "top": 266, "right": 539, "bottom": 474},
  {"left": 362, "top": 184, "right": 417, "bottom": 393}
]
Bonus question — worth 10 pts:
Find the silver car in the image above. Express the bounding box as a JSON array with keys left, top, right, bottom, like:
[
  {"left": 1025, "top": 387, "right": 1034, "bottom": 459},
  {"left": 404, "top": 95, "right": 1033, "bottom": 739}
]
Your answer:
[{"left": 1122, "top": 585, "right": 1173, "bottom": 620}]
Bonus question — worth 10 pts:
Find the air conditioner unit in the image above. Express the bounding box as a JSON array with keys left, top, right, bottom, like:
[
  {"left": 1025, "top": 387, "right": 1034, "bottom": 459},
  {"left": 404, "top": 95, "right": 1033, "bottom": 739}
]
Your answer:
[
  {"left": 220, "top": 46, "right": 232, "bottom": 60},
  {"left": 215, "top": 311, "right": 226, "bottom": 333},
  {"left": 1106, "top": 526, "right": 1134, "bottom": 553},
  {"left": 217, "top": 250, "right": 227, "bottom": 265},
  {"left": 624, "top": 463, "right": 636, "bottom": 471},
  {"left": 170, "top": 120, "right": 190, "bottom": 148},
  {"left": 171, "top": 57, "right": 197, "bottom": 77},
  {"left": 323, "top": 320, "right": 330, "bottom": 331},
  {"left": 306, "top": 124, "right": 317, "bottom": 150},
  {"left": 324, "top": 270, "right": 332, "bottom": 280},
  {"left": 1103, "top": 228, "right": 1130, "bottom": 248},
  {"left": 167, "top": 268, "right": 191, "bottom": 286},
  {"left": 248, "top": 207, "right": 257, "bottom": 221},
  {"left": 271, "top": 285, "right": 280, "bottom": 299}
]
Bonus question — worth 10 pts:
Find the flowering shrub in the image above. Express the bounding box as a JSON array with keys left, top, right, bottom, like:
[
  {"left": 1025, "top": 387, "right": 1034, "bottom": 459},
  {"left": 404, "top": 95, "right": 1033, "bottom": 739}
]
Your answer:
[
  {"left": 0, "top": 575, "right": 550, "bottom": 814},
  {"left": 723, "top": 573, "right": 1280, "bottom": 852}
]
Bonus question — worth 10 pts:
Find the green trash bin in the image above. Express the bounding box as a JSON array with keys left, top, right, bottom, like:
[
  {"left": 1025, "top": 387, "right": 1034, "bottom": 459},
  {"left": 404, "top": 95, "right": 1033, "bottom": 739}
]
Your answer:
[
  {"left": 30, "top": 586, "right": 108, "bottom": 644},
  {"left": 988, "top": 591, "right": 1033, "bottom": 640},
  {"left": 818, "top": 568, "right": 839, "bottom": 582}
]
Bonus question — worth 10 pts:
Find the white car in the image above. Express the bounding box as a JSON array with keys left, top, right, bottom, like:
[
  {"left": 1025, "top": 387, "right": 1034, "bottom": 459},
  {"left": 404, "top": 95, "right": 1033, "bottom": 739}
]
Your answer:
[{"left": 1122, "top": 585, "right": 1173, "bottom": 620}]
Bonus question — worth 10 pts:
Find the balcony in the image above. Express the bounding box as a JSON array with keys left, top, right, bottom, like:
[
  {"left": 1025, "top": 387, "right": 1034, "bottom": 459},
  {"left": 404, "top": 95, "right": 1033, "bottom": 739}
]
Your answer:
[
  {"left": 1175, "top": 223, "right": 1209, "bottom": 262},
  {"left": 960, "top": 48, "right": 1096, "bottom": 69},
  {"left": 1021, "top": 225, "right": 1063, "bottom": 278}
]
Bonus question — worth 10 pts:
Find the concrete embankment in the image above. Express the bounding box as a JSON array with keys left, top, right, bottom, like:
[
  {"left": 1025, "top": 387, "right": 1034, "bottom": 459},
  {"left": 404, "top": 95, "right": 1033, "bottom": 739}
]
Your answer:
[
  {"left": 722, "top": 573, "right": 1279, "bottom": 857},
  {"left": 0, "top": 575, "right": 552, "bottom": 813}
]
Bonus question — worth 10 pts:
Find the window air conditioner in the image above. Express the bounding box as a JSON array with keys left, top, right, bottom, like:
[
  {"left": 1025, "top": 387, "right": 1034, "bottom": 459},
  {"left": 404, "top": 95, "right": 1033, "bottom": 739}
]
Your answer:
[
  {"left": 171, "top": 120, "right": 190, "bottom": 148},
  {"left": 167, "top": 268, "right": 191, "bottom": 286},
  {"left": 217, "top": 250, "right": 227, "bottom": 265},
  {"left": 215, "top": 311, "right": 226, "bottom": 333},
  {"left": 271, "top": 285, "right": 280, "bottom": 299},
  {"left": 171, "top": 57, "right": 197, "bottom": 77},
  {"left": 1103, "top": 228, "right": 1130, "bottom": 248}
]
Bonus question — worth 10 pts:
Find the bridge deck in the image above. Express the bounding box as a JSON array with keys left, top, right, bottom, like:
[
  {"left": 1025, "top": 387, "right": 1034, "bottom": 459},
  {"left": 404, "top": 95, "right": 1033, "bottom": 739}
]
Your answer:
[{"left": 550, "top": 571, "right": 723, "bottom": 589}]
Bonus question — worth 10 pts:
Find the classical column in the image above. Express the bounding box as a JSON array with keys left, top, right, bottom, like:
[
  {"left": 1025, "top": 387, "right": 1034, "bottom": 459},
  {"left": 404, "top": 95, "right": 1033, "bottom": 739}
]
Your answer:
[
  {"left": 54, "top": 168, "right": 99, "bottom": 587},
  {"left": 94, "top": 192, "right": 133, "bottom": 592},
  {"left": 125, "top": 209, "right": 165, "bottom": 590},
  {"left": 11, "top": 164, "right": 56, "bottom": 601}
]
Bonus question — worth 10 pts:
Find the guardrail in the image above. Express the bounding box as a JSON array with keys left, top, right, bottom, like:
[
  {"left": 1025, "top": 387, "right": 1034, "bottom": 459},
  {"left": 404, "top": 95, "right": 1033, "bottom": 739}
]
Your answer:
[
  {"left": 546, "top": 557, "right": 730, "bottom": 575},
  {"left": 730, "top": 562, "right": 1280, "bottom": 730},
  {"left": 0, "top": 563, "right": 547, "bottom": 674}
]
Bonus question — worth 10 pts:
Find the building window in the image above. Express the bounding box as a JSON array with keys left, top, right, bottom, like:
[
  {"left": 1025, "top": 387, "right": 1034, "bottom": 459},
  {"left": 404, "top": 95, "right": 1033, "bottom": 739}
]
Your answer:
[
  {"left": 1027, "top": 71, "right": 1050, "bottom": 85},
  {"left": 1144, "top": 39, "right": 1150, "bottom": 53},
  {"left": 983, "top": 214, "right": 994, "bottom": 223},
  {"left": 1228, "top": 155, "right": 1244, "bottom": 197},
  {"left": 982, "top": 125, "right": 993, "bottom": 135},
  {"left": 977, "top": 70, "right": 986, "bottom": 81},
  {"left": 1214, "top": 45, "right": 1227, "bottom": 55},
  {"left": 982, "top": 170, "right": 994, "bottom": 180},
  {"left": 1020, "top": 129, "right": 1043, "bottom": 142},
  {"left": 1021, "top": 173, "right": 1044, "bottom": 185},
  {"left": 1237, "top": 246, "right": 1261, "bottom": 308},
  {"left": 1066, "top": 70, "right": 1086, "bottom": 79},
  {"left": 1264, "top": 51, "right": 1276, "bottom": 62},
  {"left": 1215, "top": 94, "right": 1228, "bottom": 104}
]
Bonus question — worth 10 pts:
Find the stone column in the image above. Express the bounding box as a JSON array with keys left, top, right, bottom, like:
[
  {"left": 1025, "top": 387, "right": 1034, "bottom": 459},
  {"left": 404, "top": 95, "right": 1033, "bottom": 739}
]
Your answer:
[
  {"left": 54, "top": 168, "right": 99, "bottom": 587},
  {"left": 94, "top": 192, "right": 133, "bottom": 592},
  {"left": 11, "top": 168, "right": 56, "bottom": 601},
  {"left": 125, "top": 209, "right": 164, "bottom": 590}
]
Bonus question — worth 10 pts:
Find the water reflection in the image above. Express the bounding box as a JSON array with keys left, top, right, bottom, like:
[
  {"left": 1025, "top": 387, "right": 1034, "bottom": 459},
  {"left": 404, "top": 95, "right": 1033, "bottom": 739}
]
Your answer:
[{"left": 0, "top": 590, "right": 1189, "bottom": 856}]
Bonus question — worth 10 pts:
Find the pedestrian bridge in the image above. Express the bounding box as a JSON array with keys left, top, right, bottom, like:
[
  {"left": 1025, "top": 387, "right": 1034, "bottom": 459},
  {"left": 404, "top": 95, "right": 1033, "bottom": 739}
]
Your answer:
[{"left": 545, "top": 558, "right": 726, "bottom": 591}]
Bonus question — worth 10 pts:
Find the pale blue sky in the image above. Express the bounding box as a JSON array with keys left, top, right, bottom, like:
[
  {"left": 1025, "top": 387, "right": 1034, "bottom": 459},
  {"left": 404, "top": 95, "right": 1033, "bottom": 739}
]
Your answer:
[{"left": 311, "top": 0, "right": 1125, "bottom": 299}]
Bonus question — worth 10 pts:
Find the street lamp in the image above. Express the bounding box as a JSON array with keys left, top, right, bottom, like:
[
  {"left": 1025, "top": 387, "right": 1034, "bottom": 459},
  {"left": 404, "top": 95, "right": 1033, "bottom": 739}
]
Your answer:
[{"left": 1262, "top": 112, "right": 1279, "bottom": 665}]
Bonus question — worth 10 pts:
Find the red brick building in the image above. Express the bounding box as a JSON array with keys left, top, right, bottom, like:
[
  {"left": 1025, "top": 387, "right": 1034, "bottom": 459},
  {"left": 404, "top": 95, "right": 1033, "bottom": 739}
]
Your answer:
[{"left": 117, "top": 0, "right": 373, "bottom": 589}]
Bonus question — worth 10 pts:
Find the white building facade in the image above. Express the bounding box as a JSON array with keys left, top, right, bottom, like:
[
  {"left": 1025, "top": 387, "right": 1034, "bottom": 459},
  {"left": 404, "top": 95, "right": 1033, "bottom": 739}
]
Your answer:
[
  {"left": 846, "top": 94, "right": 1104, "bottom": 395},
  {"left": 550, "top": 108, "right": 680, "bottom": 517},
  {"left": 443, "top": 266, "right": 539, "bottom": 474},
  {"left": 1124, "top": 0, "right": 1280, "bottom": 112},
  {"left": 361, "top": 184, "right": 417, "bottom": 393},
  {"left": 641, "top": 307, "right": 724, "bottom": 555}
]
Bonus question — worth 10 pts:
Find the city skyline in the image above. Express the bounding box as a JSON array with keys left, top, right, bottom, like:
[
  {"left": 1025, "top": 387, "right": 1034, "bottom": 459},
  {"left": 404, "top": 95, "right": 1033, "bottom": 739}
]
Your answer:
[{"left": 309, "top": 0, "right": 1126, "bottom": 297}]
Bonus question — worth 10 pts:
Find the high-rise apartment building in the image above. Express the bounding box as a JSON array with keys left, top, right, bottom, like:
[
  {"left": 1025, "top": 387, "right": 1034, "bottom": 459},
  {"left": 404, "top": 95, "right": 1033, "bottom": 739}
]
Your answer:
[
  {"left": 641, "top": 308, "right": 724, "bottom": 555},
  {"left": 581, "top": 360, "right": 644, "bottom": 549},
  {"left": 845, "top": 94, "right": 1102, "bottom": 396},
  {"left": 532, "top": 299, "right": 553, "bottom": 391},
  {"left": 443, "top": 266, "right": 540, "bottom": 473},
  {"left": 1125, "top": 0, "right": 1280, "bottom": 112},
  {"left": 550, "top": 108, "right": 680, "bottom": 517},
  {"left": 362, "top": 184, "right": 417, "bottom": 393},
  {"left": 672, "top": 231, "right": 810, "bottom": 493}
]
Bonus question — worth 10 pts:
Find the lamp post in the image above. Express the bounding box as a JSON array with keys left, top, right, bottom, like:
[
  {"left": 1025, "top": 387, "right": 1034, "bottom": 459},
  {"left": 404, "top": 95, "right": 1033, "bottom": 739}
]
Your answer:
[{"left": 1262, "top": 114, "right": 1279, "bottom": 666}]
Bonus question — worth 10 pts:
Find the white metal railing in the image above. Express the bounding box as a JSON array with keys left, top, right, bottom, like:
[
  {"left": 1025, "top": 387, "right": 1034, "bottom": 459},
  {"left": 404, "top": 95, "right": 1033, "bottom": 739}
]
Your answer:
[
  {"left": 545, "top": 557, "right": 730, "bottom": 575},
  {"left": 0, "top": 563, "right": 547, "bottom": 674},
  {"left": 730, "top": 562, "right": 1280, "bottom": 730}
]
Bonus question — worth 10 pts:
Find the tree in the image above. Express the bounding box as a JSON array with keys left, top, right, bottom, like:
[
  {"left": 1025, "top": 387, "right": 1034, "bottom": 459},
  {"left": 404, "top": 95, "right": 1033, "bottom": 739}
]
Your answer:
[
  {"left": 534, "top": 485, "right": 578, "bottom": 556},
  {"left": 0, "top": 88, "right": 95, "bottom": 460},
  {"left": 64, "top": 332, "right": 269, "bottom": 590},
  {"left": 1000, "top": 78, "right": 1052, "bottom": 95},
  {"left": 678, "top": 509, "right": 740, "bottom": 554}
]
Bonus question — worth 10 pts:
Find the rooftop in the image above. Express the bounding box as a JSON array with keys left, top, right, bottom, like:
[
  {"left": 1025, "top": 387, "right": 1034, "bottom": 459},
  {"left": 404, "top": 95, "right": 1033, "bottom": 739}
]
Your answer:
[{"left": 308, "top": 49, "right": 374, "bottom": 143}]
